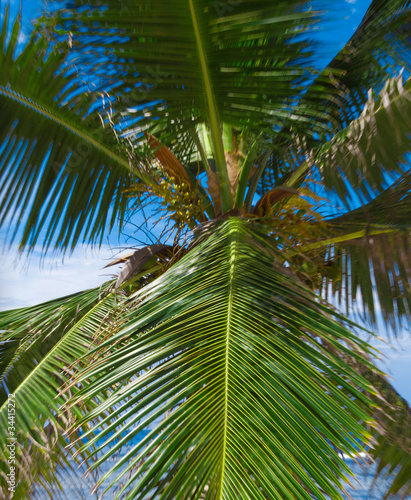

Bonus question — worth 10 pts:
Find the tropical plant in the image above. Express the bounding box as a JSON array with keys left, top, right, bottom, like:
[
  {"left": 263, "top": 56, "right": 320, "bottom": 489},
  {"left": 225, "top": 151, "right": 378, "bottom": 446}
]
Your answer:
[{"left": 0, "top": 0, "right": 411, "bottom": 498}]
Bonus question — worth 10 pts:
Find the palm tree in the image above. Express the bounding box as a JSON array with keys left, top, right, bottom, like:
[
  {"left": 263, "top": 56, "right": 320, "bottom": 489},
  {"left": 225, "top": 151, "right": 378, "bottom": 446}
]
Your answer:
[{"left": 0, "top": 0, "right": 410, "bottom": 498}]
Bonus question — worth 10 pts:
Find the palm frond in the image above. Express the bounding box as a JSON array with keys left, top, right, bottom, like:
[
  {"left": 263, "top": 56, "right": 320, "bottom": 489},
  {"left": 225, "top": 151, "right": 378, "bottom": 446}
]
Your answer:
[
  {"left": 315, "top": 75, "right": 411, "bottom": 206},
  {"left": 300, "top": 171, "right": 411, "bottom": 332},
  {"left": 267, "top": 72, "right": 411, "bottom": 209},
  {"left": 0, "top": 8, "right": 151, "bottom": 253},
  {"left": 70, "top": 218, "right": 381, "bottom": 500},
  {"left": 261, "top": 0, "right": 411, "bottom": 199},
  {"left": 0, "top": 281, "right": 123, "bottom": 497},
  {"left": 368, "top": 373, "right": 411, "bottom": 499},
  {"left": 301, "top": 0, "right": 411, "bottom": 133},
  {"left": 47, "top": 0, "right": 319, "bottom": 150}
]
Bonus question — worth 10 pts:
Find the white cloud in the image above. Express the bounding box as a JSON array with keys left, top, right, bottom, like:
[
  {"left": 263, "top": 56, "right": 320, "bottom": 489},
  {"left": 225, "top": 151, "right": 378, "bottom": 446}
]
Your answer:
[
  {"left": 17, "top": 32, "right": 27, "bottom": 44},
  {"left": 345, "top": 0, "right": 357, "bottom": 3},
  {"left": 0, "top": 243, "right": 127, "bottom": 310}
]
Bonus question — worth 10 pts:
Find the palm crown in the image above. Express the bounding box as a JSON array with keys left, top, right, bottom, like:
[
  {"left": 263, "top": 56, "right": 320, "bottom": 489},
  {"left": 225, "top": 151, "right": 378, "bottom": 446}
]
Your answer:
[{"left": 0, "top": 0, "right": 411, "bottom": 498}]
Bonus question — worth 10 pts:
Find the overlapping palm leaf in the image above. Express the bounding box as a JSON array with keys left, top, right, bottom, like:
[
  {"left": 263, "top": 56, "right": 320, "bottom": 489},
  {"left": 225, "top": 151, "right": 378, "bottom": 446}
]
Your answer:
[
  {"left": 0, "top": 280, "right": 124, "bottom": 497},
  {"left": 327, "top": 351, "right": 411, "bottom": 499},
  {"left": 314, "top": 74, "right": 411, "bottom": 206},
  {"left": 0, "top": 8, "right": 152, "bottom": 253},
  {"left": 258, "top": 70, "right": 411, "bottom": 207},
  {"left": 299, "top": 0, "right": 411, "bottom": 133},
  {"left": 49, "top": 0, "right": 319, "bottom": 142},
  {"left": 299, "top": 170, "right": 411, "bottom": 330},
  {"left": 69, "top": 218, "right": 382, "bottom": 500},
  {"left": 367, "top": 372, "right": 411, "bottom": 499},
  {"left": 261, "top": 0, "right": 411, "bottom": 201}
]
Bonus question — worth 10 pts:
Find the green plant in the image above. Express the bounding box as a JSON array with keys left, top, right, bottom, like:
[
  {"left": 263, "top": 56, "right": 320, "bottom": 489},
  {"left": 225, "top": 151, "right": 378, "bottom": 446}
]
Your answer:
[{"left": 0, "top": 1, "right": 411, "bottom": 498}]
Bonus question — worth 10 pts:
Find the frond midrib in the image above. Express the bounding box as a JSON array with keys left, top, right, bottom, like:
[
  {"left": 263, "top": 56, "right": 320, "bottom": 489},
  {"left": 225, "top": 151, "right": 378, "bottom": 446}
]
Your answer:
[
  {"left": 0, "top": 290, "right": 114, "bottom": 415},
  {"left": 187, "top": 0, "right": 231, "bottom": 212},
  {"left": 218, "top": 221, "right": 240, "bottom": 497},
  {"left": 0, "top": 86, "right": 149, "bottom": 183}
]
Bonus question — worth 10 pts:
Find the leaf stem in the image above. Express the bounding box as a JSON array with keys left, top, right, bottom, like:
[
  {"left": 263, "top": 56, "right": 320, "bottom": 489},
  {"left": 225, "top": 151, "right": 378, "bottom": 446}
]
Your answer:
[
  {"left": 302, "top": 228, "right": 399, "bottom": 251},
  {"left": 187, "top": 0, "right": 232, "bottom": 213}
]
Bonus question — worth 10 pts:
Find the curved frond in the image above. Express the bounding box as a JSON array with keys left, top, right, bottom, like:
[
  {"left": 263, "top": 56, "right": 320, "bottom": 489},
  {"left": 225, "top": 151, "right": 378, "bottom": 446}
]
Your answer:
[
  {"left": 301, "top": 0, "right": 411, "bottom": 133},
  {"left": 0, "top": 8, "right": 151, "bottom": 253},
  {"left": 261, "top": 0, "right": 411, "bottom": 200},
  {"left": 71, "top": 218, "right": 380, "bottom": 500},
  {"left": 316, "top": 75, "right": 411, "bottom": 205},
  {"left": 267, "top": 73, "right": 411, "bottom": 207},
  {"left": 302, "top": 171, "right": 411, "bottom": 332},
  {"left": 47, "top": 1, "right": 319, "bottom": 146},
  {"left": 0, "top": 281, "right": 123, "bottom": 497}
]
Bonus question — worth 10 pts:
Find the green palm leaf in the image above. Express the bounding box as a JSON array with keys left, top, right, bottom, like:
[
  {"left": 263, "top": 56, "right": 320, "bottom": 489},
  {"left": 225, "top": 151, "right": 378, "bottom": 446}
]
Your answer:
[
  {"left": 284, "top": 73, "right": 411, "bottom": 193},
  {"left": 0, "top": 281, "right": 123, "bottom": 497},
  {"left": 46, "top": 0, "right": 321, "bottom": 210},
  {"left": 315, "top": 75, "right": 411, "bottom": 206},
  {"left": 298, "top": 0, "right": 411, "bottom": 134},
  {"left": 0, "top": 8, "right": 153, "bottom": 253},
  {"left": 369, "top": 374, "right": 411, "bottom": 499},
  {"left": 71, "top": 218, "right": 381, "bottom": 500},
  {"left": 300, "top": 170, "right": 411, "bottom": 331},
  {"left": 261, "top": 0, "right": 411, "bottom": 200}
]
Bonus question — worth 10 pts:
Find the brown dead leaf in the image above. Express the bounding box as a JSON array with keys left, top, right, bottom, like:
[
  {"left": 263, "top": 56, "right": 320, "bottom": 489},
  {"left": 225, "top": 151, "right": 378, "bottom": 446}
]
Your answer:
[
  {"left": 254, "top": 186, "right": 300, "bottom": 215},
  {"left": 144, "top": 132, "right": 192, "bottom": 186}
]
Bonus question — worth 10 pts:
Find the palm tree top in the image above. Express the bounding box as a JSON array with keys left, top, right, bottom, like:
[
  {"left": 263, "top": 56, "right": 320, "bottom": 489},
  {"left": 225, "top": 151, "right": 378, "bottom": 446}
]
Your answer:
[{"left": 0, "top": 2, "right": 411, "bottom": 497}]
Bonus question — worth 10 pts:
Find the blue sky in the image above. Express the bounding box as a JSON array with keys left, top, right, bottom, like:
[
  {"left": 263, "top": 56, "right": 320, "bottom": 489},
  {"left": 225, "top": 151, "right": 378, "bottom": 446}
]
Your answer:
[{"left": 1, "top": 0, "right": 411, "bottom": 403}]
